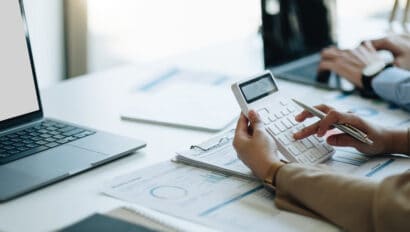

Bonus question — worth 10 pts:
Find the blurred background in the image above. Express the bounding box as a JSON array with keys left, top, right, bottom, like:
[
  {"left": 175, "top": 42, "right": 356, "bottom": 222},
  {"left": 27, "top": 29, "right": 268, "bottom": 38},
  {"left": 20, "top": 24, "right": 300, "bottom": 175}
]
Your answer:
[{"left": 24, "top": 0, "right": 396, "bottom": 88}]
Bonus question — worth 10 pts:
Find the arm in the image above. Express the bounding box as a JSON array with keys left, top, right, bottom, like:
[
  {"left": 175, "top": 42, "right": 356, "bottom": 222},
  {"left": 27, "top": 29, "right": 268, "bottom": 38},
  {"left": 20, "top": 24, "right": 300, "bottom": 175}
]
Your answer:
[
  {"left": 233, "top": 108, "right": 410, "bottom": 231},
  {"left": 275, "top": 164, "right": 410, "bottom": 232},
  {"left": 372, "top": 67, "right": 410, "bottom": 111}
]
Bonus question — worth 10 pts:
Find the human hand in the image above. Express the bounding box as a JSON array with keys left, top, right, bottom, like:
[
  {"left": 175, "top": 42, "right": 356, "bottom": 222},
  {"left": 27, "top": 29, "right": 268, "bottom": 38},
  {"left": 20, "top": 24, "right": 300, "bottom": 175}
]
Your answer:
[
  {"left": 371, "top": 34, "right": 410, "bottom": 70},
  {"left": 318, "top": 42, "right": 384, "bottom": 88},
  {"left": 233, "top": 111, "right": 281, "bottom": 180},
  {"left": 293, "top": 104, "right": 392, "bottom": 155}
]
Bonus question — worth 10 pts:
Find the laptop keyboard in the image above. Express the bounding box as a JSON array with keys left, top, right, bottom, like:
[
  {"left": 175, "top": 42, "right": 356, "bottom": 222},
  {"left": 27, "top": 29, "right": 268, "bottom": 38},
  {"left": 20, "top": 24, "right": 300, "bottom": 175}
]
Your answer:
[{"left": 0, "top": 120, "right": 95, "bottom": 165}]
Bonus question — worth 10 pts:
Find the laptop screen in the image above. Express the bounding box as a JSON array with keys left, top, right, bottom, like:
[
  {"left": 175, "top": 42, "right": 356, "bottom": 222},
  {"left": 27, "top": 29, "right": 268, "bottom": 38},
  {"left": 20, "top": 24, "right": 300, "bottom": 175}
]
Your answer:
[
  {"left": 261, "top": 0, "right": 337, "bottom": 68},
  {"left": 0, "top": 1, "right": 40, "bottom": 122}
]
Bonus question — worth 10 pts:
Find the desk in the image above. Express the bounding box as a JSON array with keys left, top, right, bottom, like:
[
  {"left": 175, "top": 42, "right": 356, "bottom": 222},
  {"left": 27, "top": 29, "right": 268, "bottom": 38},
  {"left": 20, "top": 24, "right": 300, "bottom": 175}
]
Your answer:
[
  {"left": 0, "top": 36, "right": 269, "bottom": 232},
  {"left": 0, "top": 28, "right": 386, "bottom": 231}
]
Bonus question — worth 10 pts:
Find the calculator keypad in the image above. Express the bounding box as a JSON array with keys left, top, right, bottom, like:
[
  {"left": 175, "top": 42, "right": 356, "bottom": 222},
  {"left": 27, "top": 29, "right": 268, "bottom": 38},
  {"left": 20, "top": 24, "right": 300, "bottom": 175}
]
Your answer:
[{"left": 259, "top": 100, "right": 334, "bottom": 164}]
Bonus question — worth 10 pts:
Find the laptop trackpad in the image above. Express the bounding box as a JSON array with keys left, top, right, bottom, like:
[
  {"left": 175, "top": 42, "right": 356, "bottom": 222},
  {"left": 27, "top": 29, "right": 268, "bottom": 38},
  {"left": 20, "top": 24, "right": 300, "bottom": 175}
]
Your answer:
[{"left": 9, "top": 145, "right": 107, "bottom": 179}]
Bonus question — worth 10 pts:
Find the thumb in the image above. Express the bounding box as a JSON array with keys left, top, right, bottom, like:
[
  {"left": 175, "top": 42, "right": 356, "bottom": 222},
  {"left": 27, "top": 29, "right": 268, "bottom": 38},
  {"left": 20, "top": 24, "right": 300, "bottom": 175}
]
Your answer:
[
  {"left": 327, "top": 134, "right": 364, "bottom": 149},
  {"left": 371, "top": 38, "right": 401, "bottom": 55},
  {"left": 248, "top": 110, "right": 264, "bottom": 131}
]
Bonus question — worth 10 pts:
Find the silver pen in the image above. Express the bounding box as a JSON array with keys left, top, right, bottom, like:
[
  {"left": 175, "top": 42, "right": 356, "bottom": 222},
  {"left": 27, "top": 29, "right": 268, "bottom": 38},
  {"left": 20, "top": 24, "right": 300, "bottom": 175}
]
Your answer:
[{"left": 292, "top": 99, "right": 374, "bottom": 145}]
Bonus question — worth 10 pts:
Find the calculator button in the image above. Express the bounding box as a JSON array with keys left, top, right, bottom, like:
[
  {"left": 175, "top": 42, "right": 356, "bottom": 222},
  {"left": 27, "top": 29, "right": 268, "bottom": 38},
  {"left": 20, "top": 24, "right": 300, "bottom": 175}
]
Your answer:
[
  {"left": 288, "top": 117, "right": 298, "bottom": 126},
  {"left": 275, "top": 122, "right": 286, "bottom": 132},
  {"left": 274, "top": 112, "right": 282, "bottom": 119},
  {"left": 287, "top": 106, "right": 296, "bottom": 112},
  {"left": 257, "top": 109, "right": 271, "bottom": 125},
  {"left": 285, "top": 132, "right": 296, "bottom": 142},
  {"left": 301, "top": 138, "right": 313, "bottom": 148},
  {"left": 280, "top": 100, "right": 289, "bottom": 106},
  {"left": 268, "top": 115, "right": 277, "bottom": 122},
  {"left": 281, "top": 120, "right": 292, "bottom": 129},
  {"left": 294, "top": 141, "right": 306, "bottom": 152},
  {"left": 278, "top": 134, "right": 290, "bottom": 145},
  {"left": 306, "top": 152, "right": 317, "bottom": 162},
  {"left": 288, "top": 145, "right": 299, "bottom": 156},
  {"left": 323, "top": 143, "right": 334, "bottom": 152},
  {"left": 315, "top": 143, "right": 328, "bottom": 154},
  {"left": 315, "top": 136, "right": 324, "bottom": 143},
  {"left": 297, "top": 156, "right": 309, "bottom": 163},
  {"left": 280, "top": 110, "right": 288, "bottom": 116},
  {"left": 308, "top": 136, "right": 318, "bottom": 145},
  {"left": 268, "top": 125, "right": 280, "bottom": 135}
]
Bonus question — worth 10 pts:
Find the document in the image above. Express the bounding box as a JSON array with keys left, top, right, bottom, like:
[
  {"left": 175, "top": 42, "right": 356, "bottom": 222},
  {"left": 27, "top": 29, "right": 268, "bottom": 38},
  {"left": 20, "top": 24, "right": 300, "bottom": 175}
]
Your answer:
[
  {"left": 351, "top": 155, "right": 410, "bottom": 181},
  {"left": 323, "top": 92, "right": 410, "bottom": 128},
  {"left": 121, "top": 68, "right": 238, "bottom": 132},
  {"left": 103, "top": 162, "right": 336, "bottom": 232},
  {"left": 174, "top": 128, "right": 383, "bottom": 176},
  {"left": 174, "top": 129, "right": 256, "bottom": 180}
]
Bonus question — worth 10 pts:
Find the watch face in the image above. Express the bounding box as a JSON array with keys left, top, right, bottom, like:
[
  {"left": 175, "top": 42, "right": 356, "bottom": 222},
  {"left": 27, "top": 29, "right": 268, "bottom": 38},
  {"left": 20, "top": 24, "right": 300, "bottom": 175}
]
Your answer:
[{"left": 363, "top": 61, "right": 386, "bottom": 76}]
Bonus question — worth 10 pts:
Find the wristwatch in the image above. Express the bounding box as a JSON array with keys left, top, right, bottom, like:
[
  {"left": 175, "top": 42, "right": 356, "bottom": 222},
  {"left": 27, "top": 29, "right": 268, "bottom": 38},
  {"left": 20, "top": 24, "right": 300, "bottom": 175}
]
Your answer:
[
  {"left": 361, "top": 61, "right": 392, "bottom": 93},
  {"left": 263, "top": 161, "right": 286, "bottom": 187}
]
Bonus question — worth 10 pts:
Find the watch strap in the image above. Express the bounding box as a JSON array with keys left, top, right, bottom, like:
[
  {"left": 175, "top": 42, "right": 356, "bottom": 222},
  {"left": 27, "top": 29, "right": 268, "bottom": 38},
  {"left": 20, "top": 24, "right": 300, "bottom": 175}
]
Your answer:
[
  {"left": 263, "top": 161, "right": 286, "bottom": 187},
  {"left": 360, "top": 63, "right": 393, "bottom": 98}
]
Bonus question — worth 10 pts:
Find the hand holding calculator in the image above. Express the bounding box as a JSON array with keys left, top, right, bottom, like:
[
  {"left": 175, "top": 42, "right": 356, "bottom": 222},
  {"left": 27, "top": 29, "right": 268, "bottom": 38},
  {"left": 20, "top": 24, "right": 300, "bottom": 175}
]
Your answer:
[{"left": 231, "top": 71, "right": 335, "bottom": 164}]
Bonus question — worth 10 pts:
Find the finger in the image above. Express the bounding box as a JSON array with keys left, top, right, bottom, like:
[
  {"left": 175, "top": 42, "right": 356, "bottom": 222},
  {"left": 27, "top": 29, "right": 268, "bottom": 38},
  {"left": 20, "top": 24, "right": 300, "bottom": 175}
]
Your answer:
[
  {"left": 319, "top": 110, "right": 370, "bottom": 136},
  {"left": 337, "top": 113, "right": 369, "bottom": 132},
  {"left": 352, "top": 46, "right": 367, "bottom": 62},
  {"left": 295, "top": 110, "right": 314, "bottom": 122},
  {"left": 343, "top": 49, "right": 361, "bottom": 64},
  {"left": 295, "top": 104, "right": 333, "bottom": 122},
  {"left": 327, "top": 134, "right": 365, "bottom": 150},
  {"left": 318, "top": 60, "right": 339, "bottom": 73},
  {"left": 248, "top": 110, "right": 265, "bottom": 133},
  {"left": 363, "top": 40, "right": 377, "bottom": 53},
  {"left": 371, "top": 37, "right": 401, "bottom": 55},
  {"left": 293, "top": 122, "right": 320, "bottom": 140},
  {"left": 235, "top": 113, "right": 250, "bottom": 137},
  {"left": 233, "top": 114, "right": 250, "bottom": 149},
  {"left": 320, "top": 47, "right": 340, "bottom": 60},
  {"left": 316, "top": 110, "right": 343, "bottom": 137},
  {"left": 314, "top": 104, "right": 334, "bottom": 113}
]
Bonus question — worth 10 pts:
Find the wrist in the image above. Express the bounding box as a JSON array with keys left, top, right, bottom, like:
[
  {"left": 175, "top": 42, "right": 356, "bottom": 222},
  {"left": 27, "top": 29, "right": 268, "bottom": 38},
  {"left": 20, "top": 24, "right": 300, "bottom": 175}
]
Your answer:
[
  {"left": 360, "top": 64, "right": 392, "bottom": 95},
  {"left": 263, "top": 161, "right": 286, "bottom": 186},
  {"left": 386, "top": 129, "right": 409, "bottom": 154}
]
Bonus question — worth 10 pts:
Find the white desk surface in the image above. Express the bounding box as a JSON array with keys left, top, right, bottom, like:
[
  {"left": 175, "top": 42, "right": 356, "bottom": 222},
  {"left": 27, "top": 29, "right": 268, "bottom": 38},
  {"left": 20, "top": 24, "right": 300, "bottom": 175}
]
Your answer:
[{"left": 0, "top": 27, "right": 385, "bottom": 231}]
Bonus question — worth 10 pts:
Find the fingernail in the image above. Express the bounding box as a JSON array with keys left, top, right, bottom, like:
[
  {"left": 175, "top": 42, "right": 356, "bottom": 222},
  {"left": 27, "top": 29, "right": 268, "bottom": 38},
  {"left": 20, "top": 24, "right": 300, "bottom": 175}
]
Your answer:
[{"left": 249, "top": 112, "right": 256, "bottom": 121}]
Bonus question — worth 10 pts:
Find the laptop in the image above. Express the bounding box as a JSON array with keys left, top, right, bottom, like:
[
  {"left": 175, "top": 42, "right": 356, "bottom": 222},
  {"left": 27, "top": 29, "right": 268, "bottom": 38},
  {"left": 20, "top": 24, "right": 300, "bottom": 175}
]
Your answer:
[
  {"left": 0, "top": 0, "right": 146, "bottom": 202},
  {"left": 261, "top": 0, "right": 354, "bottom": 91}
]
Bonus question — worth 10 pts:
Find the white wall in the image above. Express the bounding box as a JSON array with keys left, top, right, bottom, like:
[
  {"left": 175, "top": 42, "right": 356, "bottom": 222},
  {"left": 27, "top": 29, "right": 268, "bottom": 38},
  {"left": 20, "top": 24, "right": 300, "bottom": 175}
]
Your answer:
[
  {"left": 22, "top": 0, "right": 65, "bottom": 89},
  {"left": 87, "top": 0, "right": 261, "bottom": 72}
]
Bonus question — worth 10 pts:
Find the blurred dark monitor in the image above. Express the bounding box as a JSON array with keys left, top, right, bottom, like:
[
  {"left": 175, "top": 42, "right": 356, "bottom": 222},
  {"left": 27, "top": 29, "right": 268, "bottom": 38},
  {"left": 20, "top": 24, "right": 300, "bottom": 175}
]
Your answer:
[
  {"left": 260, "top": 0, "right": 353, "bottom": 91},
  {"left": 262, "top": 0, "right": 337, "bottom": 67}
]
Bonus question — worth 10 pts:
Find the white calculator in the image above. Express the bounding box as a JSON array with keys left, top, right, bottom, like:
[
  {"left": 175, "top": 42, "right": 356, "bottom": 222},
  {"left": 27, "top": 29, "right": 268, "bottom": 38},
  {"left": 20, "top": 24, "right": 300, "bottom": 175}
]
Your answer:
[{"left": 231, "top": 71, "right": 334, "bottom": 164}]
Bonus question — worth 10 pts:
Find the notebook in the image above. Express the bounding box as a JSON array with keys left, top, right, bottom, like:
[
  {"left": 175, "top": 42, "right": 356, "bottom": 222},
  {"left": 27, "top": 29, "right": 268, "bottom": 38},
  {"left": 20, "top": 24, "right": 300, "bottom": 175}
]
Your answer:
[
  {"left": 121, "top": 68, "right": 238, "bottom": 132},
  {"left": 60, "top": 213, "right": 157, "bottom": 232}
]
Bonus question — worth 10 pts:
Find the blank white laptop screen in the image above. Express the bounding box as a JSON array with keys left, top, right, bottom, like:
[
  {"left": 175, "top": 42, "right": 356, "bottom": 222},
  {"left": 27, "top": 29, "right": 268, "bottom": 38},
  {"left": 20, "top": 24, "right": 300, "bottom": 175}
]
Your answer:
[{"left": 0, "top": 1, "right": 39, "bottom": 122}]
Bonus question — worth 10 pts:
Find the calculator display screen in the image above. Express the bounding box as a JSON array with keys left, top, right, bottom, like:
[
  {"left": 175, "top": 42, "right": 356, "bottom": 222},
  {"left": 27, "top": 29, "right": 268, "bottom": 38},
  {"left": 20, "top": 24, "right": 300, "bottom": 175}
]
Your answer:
[{"left": 239, "top": 74, "right": 278, "bottom": 103}]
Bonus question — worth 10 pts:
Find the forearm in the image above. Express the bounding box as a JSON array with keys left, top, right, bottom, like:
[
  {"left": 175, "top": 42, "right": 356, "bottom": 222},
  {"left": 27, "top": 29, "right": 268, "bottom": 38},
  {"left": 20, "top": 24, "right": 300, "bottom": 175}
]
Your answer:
[
  {"left": 274, "top": 164, "right": 410, "bottom": 232},
  {"left": 274, "top": 164, "right": 377, "bottom": 232}
]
